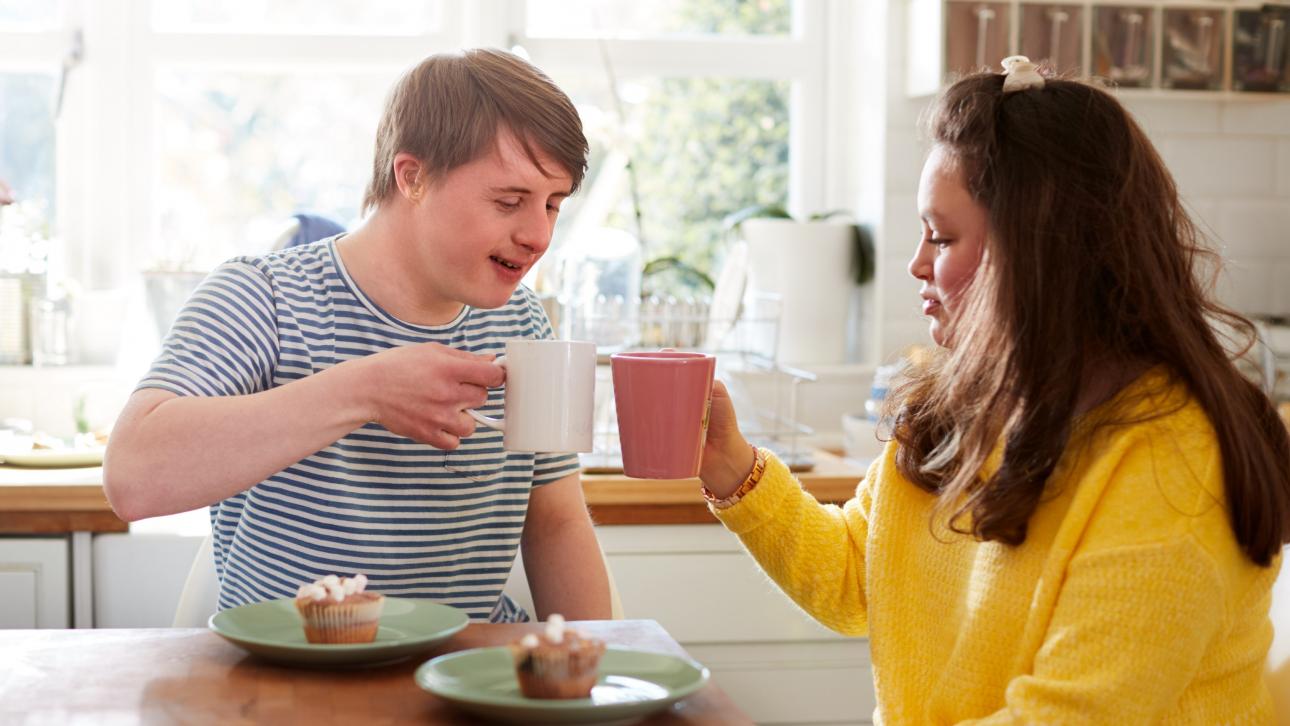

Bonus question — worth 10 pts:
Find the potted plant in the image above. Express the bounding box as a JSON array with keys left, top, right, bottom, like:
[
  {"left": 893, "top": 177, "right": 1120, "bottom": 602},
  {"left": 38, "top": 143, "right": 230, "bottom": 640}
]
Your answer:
[{"left": 722, "top": 204, "right": 875, "bottom": 365}]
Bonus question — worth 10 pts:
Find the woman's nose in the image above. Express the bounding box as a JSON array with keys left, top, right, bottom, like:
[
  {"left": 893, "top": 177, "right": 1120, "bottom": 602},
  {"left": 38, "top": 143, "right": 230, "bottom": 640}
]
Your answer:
[{"left": 908, "top": 242, "right": 932, "bottom": 282}]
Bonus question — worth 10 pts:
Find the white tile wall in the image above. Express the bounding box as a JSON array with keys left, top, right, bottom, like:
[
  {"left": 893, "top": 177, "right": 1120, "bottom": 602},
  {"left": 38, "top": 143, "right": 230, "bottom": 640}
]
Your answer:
[
  {"left": 1156, "top": 136, "right": 1279, "bottom": 199},
  {"left": 882, "top": 129, "right": 926, "bottom": 190},
  {"left": 1185, "top": 199, "right": 1221, "bottom": 236},
  {"left": 1128, "top": 98, "right": 1222, "bottom": 135},
  {"left": 1220, "top": 101, "right": 1290, "bottom": 135},
  {"left": 1273, "top": 262, "right": 1290, "bottom": 314},
  {"left": 1216, "top": 258, "right": 1276, "bottom": 317},
  {"left": 1278, "top": 141, "right": 1290, "bottom": 196},
  {"left": 1151, "top": 97, "right": 1290, "bottom": 320},
  {"left": 1216, "top": 199, "right": 1290, "bottom": 260}
]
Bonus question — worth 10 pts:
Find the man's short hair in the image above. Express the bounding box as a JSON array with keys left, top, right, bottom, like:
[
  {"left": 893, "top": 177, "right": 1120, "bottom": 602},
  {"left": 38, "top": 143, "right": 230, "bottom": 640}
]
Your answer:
[{"left": 362, "top": 48, "right": 588, "bottom": 215}]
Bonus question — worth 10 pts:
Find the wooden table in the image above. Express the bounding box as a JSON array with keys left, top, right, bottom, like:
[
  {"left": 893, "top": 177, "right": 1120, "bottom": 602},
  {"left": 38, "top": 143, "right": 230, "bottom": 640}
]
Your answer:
[{"left": 0, "top": 619, "right": 751, "bottom": 725}]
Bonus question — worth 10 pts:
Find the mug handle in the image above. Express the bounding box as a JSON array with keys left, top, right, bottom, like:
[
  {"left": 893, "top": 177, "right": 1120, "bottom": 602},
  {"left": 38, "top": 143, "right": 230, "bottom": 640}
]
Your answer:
[{"left": 467, "top": 355, "right": 506, "bottom": 431}]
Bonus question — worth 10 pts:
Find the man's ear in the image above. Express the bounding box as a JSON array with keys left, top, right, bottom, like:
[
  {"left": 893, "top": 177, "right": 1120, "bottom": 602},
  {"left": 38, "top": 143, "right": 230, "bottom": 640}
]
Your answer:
[{"left": 392, "top": 152, "right": 425, "bottom": 202}]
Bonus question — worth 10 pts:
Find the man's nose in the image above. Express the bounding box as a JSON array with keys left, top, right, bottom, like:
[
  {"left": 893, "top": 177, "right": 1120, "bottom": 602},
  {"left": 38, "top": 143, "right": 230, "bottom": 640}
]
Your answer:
[{"left": 515, "top": 205, "right": 552, "bottom": 255}]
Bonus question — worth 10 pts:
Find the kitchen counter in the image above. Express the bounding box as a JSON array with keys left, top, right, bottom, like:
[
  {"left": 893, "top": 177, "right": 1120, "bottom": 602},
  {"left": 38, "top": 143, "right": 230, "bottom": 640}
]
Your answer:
[
  {"left": 0, "top": 465, "right": 126, "bottom": 534},
  {"left": 583, "top": 447, "right": 864, "bottom": 524},
  {"left": 0, "top": 451, "right": 864, "bottom": 629},
  {"left": 0, "top": 448, "right": 866, "bottom": 533}
]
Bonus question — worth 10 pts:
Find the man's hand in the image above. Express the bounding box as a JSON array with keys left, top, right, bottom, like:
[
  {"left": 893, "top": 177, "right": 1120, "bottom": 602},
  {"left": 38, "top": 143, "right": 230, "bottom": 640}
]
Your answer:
[{"left": 357, "top": 342, "right": 506, "bottom": 450}]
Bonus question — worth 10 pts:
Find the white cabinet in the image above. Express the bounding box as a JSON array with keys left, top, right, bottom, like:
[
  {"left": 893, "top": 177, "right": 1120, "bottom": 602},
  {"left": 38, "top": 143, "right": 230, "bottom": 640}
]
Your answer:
[
  {"left": 0, "top": 538, "right": 69, "bottom": 628},
  {"left": 598, "top": 525, "right": 874, "bottom": 726}
]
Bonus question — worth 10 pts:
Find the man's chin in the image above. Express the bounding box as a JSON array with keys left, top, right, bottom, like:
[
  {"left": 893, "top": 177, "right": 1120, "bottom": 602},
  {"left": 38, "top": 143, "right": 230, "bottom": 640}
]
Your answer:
[{"left": 463, "top": 287, "right": 519, "bottom": 311}]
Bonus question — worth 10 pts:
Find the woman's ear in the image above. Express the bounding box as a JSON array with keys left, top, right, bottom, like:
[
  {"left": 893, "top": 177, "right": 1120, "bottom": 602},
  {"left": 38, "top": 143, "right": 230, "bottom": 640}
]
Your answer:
[{"left": 392, "top": 152, "right": 425, "bottom": 202}]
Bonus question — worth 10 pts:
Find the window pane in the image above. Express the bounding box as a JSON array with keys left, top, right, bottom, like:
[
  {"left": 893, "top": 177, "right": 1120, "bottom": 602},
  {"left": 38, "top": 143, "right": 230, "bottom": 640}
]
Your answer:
[
  {"left": 155, "top": 70, "right": 395, "bottom": 268},
  {"left": 0, "top": 73, "right": 56, "bottom": 220},
  {"left": 0, "top": 0, "right": 60, "bottom": 30},
  {"left": 548, "top": 72, "right": 788, "bottom": 294},
  {"left": 526, "top": 0, "right": 793, "bottom": 38},
  {"left": 153, "top": 0, "right": 442, "bottom": 35}
]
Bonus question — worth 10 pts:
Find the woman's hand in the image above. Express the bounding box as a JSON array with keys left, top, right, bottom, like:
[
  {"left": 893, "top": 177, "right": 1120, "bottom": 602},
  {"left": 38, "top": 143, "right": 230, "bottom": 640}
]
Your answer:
[{"left": 699, "top": 380, "right": 756, "bottom": 499}]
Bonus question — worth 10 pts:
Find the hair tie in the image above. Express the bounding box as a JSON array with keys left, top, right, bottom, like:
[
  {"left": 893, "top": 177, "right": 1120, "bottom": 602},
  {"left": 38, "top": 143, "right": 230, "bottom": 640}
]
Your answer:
[{"left": 1001, "top": 55, "right": 1044, "bottom": 93}]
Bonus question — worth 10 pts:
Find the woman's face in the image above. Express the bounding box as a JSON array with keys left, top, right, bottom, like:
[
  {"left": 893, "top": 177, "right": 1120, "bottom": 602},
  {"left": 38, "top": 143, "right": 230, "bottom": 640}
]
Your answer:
[{"left": 908, "top": 146, "right": 988, "bottom": 347}]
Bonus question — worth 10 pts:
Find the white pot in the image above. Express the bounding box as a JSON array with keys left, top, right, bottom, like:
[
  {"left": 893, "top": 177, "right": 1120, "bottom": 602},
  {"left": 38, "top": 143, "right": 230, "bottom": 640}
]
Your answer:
[{"left": 742, "top": 218, "right": 856, "bottom": 365}]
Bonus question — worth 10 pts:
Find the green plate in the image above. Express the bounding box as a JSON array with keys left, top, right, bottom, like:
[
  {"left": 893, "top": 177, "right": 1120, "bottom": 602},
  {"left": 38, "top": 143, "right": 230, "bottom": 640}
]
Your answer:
[
  {"left": 208, "top": 597, "right": 467, "bottom": 667},
  {"left": 415, "top": 646, "right": 710, "bottom": 724}
]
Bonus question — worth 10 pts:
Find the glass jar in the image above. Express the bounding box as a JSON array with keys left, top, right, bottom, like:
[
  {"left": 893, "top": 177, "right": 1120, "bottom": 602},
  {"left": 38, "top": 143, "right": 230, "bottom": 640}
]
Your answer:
[{"left": 556, "top": 227, "right": 642, "bottom": 354}]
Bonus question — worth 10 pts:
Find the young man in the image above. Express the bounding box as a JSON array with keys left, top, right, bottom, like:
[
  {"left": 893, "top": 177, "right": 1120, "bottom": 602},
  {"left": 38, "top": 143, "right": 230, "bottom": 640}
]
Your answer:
[{"left": 104, "top": 49, "right": 610, "bottom": 623}]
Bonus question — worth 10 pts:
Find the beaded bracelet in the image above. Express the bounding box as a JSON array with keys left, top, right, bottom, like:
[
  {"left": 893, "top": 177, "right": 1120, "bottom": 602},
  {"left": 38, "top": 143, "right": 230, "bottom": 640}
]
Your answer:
[{"left": 701, "top": 445, "right": 767, "bottom": 510}]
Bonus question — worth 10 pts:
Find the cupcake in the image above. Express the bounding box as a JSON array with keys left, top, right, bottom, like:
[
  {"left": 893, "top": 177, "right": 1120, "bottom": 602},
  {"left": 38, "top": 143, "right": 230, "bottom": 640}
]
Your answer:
[
  {"left": 293, "top": 574, "right": 384, "bottom": 644},
  {"left": 508, "top": 614, "right": 606, "bottom": 699}
]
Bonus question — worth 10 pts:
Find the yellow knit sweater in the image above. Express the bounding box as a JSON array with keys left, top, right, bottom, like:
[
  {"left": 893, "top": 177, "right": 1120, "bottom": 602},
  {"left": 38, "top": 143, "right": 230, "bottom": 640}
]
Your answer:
[{"left": 715, "top": 369, "right": 1280, "bottom": 724}]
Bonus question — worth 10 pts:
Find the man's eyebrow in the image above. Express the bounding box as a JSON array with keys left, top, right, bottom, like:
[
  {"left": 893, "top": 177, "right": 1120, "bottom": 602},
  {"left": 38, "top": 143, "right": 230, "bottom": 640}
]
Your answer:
[{"left": 489, "top": 185, "right": 571, "bottom": 197}]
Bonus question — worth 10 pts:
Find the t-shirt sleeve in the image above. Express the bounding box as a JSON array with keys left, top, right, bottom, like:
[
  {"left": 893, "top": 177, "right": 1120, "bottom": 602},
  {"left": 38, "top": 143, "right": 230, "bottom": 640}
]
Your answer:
[
  {"left": 522, "top": 287, "right": 581, "bottom": 485},
  {"left": 136, "top": 261, "right": 280, "bottom": 398}
]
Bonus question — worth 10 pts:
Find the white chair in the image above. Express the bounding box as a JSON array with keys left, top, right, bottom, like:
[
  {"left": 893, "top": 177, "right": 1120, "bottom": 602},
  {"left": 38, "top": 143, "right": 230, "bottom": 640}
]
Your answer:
[
  {"left": 1270, "top": 544, "right": 1290, "bottom": 725},
  {"left": 172, "top": 533, "right": 623, "bottom": 627},
  {"left": 171, "top": 533, "right": 218, "bottom": 627}
]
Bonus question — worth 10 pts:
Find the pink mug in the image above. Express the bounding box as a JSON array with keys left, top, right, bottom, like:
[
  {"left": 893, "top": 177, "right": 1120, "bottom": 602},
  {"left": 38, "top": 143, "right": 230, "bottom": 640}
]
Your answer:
[{"left": 610, "top": 351, "right": 716, "bottom": 479}]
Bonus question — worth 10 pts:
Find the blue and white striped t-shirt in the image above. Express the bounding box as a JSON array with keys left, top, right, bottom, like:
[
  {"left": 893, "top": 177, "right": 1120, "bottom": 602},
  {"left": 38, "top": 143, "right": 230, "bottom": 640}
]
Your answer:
[{"left": 138, "top": 238, "right": 580, "bottom": 622}]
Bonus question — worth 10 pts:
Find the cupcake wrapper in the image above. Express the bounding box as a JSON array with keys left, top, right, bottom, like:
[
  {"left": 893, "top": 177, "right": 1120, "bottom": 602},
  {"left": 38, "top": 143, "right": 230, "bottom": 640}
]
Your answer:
[
  {"left": 295, "top": 594, "right": 384, "bottom": 644},
  {"left": 522, "top": 647, "right": 603, "bottom": 677},
  {"left": 510, "top": 638, "right": 606, "bottom": 699}
]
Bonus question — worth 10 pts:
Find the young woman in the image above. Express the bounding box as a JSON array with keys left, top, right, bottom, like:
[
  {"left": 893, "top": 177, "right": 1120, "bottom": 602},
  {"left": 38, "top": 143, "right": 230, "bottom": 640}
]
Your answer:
[{"left": 698, "top": 57, "right": 1290, "bottom": 723}]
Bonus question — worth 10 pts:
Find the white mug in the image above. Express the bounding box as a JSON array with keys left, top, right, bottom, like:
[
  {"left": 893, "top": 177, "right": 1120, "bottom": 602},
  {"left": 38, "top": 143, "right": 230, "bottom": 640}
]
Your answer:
[{"left": 468, "top": 339, "right": 596, "bottom": 453}]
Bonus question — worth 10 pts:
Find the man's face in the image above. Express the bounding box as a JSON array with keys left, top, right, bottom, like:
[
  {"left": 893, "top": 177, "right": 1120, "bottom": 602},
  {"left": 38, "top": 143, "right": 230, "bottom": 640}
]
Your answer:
[{"left": 409, "top": 130, "right": 572, "bottom": 312}]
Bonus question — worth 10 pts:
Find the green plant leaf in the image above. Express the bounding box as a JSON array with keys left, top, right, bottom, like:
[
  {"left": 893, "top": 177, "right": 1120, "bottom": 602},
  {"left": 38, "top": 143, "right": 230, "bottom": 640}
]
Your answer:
[
  {"left": 642, "top": 256, "right": 716, "bottom": 292},
  {"left": 720, "top": 203, "right": 792, "bottom": 233},
  {"left": 806, "top": 209, "right": 853, "bottom": 223},
  {"left": 852, "top": 224, "right": 875, "bottom": 286}
]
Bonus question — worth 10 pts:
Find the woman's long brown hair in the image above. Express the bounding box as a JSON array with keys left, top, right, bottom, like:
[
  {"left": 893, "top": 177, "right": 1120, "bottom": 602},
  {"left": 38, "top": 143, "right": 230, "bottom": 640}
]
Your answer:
[{"left": 891, "top": 72, "right": 1290, "bottom": 566}]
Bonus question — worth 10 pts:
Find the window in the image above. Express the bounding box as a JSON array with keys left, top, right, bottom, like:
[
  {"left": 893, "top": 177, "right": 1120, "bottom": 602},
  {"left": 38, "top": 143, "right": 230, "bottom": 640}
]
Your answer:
[
  {"left": 524, "top": 0, "right": 792, "bottom": 37},
  {"left": 152, "top": 0, "right": 443, "bottom": 35},
  {"left": 0, "top": 73, "right": 56, "bottom": 238},
  {"left": 547, "top": 72, "right": 790, "bottom": 282},
  {"left": 154, "top": 69, "right": 393, "bottom": 267},
  {"left": 0, "top": 1, "right": 837, "bottom": 357},
  {"left": 0, "top": 2, "right": 61, "bottom": 277},
  {"left": 519, "top": 0, "right": 825, "bottom": 294}
]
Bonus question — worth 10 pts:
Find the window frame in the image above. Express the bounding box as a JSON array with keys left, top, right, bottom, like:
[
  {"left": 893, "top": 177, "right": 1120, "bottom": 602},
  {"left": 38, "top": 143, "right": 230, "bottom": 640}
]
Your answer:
[
  {"left": 9, "top": 0, "right": 852, "bottom": 297},
  {"left": 506, "top": 0, "right": 831, "bottom": 217}
]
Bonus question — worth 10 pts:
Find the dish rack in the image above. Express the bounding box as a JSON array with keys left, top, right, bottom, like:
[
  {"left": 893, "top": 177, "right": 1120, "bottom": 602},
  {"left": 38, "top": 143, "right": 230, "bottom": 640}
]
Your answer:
[{"left": 566, "top": 292, "right": 819, "bottom": 474}]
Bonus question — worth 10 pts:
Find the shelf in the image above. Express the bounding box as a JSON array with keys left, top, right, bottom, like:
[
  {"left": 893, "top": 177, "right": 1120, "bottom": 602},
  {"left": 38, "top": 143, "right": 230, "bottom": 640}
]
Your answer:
[{"left": 908, "top": 0, "right": 1290, "bottom": 98}]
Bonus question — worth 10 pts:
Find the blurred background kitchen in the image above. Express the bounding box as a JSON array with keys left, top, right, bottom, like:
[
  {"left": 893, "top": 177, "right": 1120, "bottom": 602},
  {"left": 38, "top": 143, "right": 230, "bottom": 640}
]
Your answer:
[{"left": 1, "top": 1, "right": 1288, "bottom": 723}]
